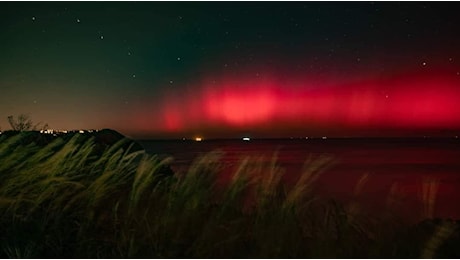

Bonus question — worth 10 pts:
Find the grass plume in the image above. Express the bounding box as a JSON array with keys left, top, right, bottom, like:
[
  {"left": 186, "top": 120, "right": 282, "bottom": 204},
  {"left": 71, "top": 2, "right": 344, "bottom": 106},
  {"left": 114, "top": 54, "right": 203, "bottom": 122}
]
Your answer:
[{"left": 0, "top": 132, "right": 458, "bottom": 258}]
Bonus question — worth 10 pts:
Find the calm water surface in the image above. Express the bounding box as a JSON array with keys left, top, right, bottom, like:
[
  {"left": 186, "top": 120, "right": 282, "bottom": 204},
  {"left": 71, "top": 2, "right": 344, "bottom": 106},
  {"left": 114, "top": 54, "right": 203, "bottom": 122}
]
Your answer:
[{"left": 139, "top": 138, "right": 460, "bottom": 219}]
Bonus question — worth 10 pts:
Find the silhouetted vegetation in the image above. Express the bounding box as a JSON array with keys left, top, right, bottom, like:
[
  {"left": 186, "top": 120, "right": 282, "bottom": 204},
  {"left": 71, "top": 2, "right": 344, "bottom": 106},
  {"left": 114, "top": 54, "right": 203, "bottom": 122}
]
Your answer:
[
  {"left": 0, "top": 132, "right": 458, "bottom": 258},
  {"left": 7, "top": 114, "right": 47, "bottom": 131}
]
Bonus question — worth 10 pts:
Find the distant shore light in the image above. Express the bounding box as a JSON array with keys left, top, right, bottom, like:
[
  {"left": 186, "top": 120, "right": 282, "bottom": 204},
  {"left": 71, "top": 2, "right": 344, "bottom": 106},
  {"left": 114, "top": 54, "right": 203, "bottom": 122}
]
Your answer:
[
  {"left": 195, "top": 137, "right": 202, "bottom": 141},
  {"left": 243, "top": 137, "right": 250, "bottom": 141}
]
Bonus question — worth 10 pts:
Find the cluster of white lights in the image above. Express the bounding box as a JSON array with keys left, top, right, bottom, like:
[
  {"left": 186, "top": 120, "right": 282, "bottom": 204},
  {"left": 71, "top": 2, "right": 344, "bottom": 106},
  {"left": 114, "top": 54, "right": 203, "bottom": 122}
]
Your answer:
[
  {"left": 77, "top": 130, "right": 99, "bottom": 134},
  {"left": 40, "top": 129, "right": 55, "bottom": 134},
  {"left": 38, "top": 129, "right": 99, "bottom": 135}
]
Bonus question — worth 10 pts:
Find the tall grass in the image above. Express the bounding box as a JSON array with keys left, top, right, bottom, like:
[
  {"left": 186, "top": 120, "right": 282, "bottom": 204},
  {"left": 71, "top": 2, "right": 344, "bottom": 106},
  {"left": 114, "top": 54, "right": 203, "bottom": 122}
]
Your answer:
[{"left": 0, "top": 133, "right": 458, "bottom": 258}]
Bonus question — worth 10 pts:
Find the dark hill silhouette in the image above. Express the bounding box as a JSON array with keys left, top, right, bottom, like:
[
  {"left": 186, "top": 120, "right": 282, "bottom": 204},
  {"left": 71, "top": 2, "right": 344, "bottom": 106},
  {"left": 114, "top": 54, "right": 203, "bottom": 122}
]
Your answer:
[
  {"left": 0, "top": 129, "right": 174, "bottom": 178},
  {"left": 0, "top": 129, "right": 143, "bottom": 152}
]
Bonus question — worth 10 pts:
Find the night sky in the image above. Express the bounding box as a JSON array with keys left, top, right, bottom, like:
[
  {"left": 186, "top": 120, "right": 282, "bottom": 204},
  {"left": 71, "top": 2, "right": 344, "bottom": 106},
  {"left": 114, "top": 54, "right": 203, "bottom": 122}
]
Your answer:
[{"left": 1, "top": 2, "right": 460, "bottom": 138}]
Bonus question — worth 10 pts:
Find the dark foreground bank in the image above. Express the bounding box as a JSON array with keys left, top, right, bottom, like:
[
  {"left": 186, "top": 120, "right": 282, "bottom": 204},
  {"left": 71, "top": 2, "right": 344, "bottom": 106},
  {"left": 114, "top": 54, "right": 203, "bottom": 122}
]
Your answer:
[{"left": 0, "top": 132, "right": 459, "bottom": 257}]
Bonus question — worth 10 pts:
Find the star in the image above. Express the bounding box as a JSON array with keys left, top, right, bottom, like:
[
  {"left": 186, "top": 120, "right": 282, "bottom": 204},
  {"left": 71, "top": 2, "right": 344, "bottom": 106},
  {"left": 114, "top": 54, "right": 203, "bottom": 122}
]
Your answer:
[
  {"left": 100, "top": 35, "right": 104, "bottom": 40},
  {"left": 32, "top": 16, "right": 36, "bottom": 21},
  {"left": 169, "top": 80, "right": 174, "bottom": 84},
  {"left": 76, "top": 19, "right": 80, "bottom": 23},
  {"left": 128, "top": 52, "right": 131, "bottom": 56},
  {"left": 132, "top": 74, "right": 136, "bottom": 78},
  {"left": 422, "top": 61, "right": 427, "bottom": 66},
  {"left": 177, "top": 57, "right": 181, "bottom": 61}
]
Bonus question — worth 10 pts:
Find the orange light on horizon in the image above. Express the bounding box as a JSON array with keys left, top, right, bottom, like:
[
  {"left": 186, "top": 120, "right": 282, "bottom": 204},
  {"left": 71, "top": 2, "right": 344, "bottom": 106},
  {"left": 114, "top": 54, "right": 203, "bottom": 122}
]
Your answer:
[{"left": 195, "top": 137, "right": 202, "bottom": 141}]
